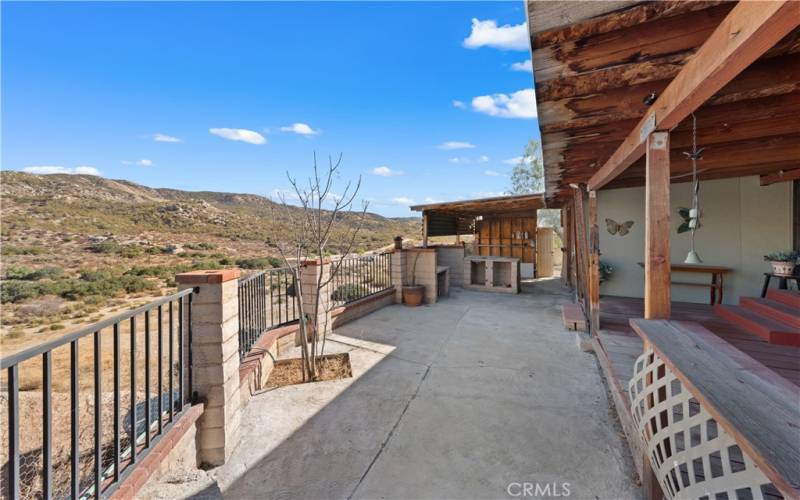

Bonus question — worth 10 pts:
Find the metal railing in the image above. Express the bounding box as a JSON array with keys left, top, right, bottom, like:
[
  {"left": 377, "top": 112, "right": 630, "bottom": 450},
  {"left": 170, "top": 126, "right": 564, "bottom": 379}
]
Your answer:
[
  {"left": 331, "top": 253, "right": 392, "bottom": 306},
  {"left": 1, "top": 288, "right": 194, "bottom": 499},
  {"left": 237, "top": 268, "right": 298, "bottom": 359}
]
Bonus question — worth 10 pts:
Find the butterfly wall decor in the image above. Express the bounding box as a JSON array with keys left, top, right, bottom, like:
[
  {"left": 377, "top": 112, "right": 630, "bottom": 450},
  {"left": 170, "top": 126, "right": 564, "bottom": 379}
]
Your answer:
[{"left": 606, "top": 219, "right": 634, "bottom": 236}]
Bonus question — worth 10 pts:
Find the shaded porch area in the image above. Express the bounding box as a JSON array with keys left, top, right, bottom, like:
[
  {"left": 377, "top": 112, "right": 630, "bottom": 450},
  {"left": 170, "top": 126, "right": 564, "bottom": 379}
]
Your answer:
[{"left": 598, "top": 295, "right": 800, "bottom": 389}]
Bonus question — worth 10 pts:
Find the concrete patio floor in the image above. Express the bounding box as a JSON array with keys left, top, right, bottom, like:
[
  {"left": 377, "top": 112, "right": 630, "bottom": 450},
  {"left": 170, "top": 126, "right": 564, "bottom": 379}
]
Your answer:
[{"left": 142, "top": 279, "right": 641, "bottom": 499}]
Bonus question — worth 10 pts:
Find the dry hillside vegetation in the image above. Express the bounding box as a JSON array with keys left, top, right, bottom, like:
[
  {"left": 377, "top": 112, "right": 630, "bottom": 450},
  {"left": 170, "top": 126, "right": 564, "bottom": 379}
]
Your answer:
[{"left": 0, "top": 171, "right": 419, "bottom": 352}]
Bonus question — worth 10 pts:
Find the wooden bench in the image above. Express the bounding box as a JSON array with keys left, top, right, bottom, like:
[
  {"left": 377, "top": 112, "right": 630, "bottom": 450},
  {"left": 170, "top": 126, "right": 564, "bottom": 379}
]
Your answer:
[
  {"left": 638, "top": 262, "right": 731, "bottom": 304},
  {"left": 630, "top": 318, "right": 800, "bottom": 496}
]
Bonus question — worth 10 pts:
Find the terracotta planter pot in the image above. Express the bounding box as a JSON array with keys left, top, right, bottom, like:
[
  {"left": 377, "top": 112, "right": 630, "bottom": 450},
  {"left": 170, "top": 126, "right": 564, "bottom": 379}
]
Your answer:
[
  {"left": 771, "top": 261, "right": 796, "bottom": 276},
  {"left": 402, "top": 285, "right": 425, "bottom": 306}
]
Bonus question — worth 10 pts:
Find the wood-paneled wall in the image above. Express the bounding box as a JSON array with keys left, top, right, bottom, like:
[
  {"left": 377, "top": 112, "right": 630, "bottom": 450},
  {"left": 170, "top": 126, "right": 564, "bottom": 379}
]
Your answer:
[{"left": 475, "top": 216, "right": 537, "bottom": 264}]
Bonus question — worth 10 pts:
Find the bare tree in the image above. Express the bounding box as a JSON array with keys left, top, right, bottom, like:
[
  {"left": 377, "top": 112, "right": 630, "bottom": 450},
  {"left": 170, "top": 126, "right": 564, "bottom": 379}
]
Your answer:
[{"left": 271, "top": 153, "right": 368, "bottom": 381}]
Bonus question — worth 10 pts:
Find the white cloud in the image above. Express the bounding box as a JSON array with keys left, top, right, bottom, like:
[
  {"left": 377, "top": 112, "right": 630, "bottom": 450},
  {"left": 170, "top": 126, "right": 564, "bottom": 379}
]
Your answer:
[
  {"left": 511, "top": 59, "right": 533, "bottom": 73},
  {"left": 74, "top": 166, "right": 101, "bottom": 175},
  {"left": 503, "top": 155, "right": 535, "bottom": 166},
  {"left": 153, "top": 133, "right": 181, "bottom": 143},
  {"left": 391, "top": 196, "right": 415, "bottom": 205},
  {"left": 424, "top": 197, "right": 443, "bottom": 203},
  {"left": 209, "top": 127, "right": 266, "bottom": 145},
  {"left": 271, "top": 188, "right": 300, "bottom": 202},
  {"left": 279, "top": 123, "right": 319, "bottom": 135},
  {"left": 484, "top": 170, "right": 503, "bottom": 177},
  {"left": 449, "top": 155, "right": 489, "bottom": 165},
  {"left": 372, "top": 166, "right": 404, "bottom": 177},
  {"left": 472, "top": 89, "right": 537, "bottom": 119},
  {"left": 452, "top": 100, "right": 466, "bottom": 109},
  {"left": 463, "top": 18, "right": 529, "bottom": 51},
  {"left": 23, "top": 165, "right": 101, "bottom": 176},
  {"left": 472, "top": 191, "right": 506, "bottom": 198},
  {"left": 438, "top": 141, "right": 476, "bottom": 150},
  {"left": 123, "top": 159, "right": 153, "bottom": 167}
]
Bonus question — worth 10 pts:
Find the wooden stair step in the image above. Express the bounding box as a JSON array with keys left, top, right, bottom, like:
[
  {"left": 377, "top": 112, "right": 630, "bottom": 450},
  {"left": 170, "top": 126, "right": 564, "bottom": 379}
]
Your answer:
[
  {"left": 562, "top": 303, "right": 586, "bottom": 331},
  {"left": 767, "top": 288, "right": 800, "bottom": 309},
  {"left": 714, "top": 304, "right": 800, "bottom": 347},
  {"left": 741, "top": 297, "right": 800, "bottom": 329}
]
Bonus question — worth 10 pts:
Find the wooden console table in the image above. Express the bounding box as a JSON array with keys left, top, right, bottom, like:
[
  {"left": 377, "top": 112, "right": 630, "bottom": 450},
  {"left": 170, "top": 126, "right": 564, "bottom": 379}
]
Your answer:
[{"left": 638, "top": 263, "right": 731, "bottom": 304}]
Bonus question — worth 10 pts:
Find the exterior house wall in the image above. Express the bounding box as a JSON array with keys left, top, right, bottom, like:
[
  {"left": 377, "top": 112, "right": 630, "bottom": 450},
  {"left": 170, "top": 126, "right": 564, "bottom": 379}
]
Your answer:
[{"left": 597, "top": 176, "right": 792, "bottom": 304}]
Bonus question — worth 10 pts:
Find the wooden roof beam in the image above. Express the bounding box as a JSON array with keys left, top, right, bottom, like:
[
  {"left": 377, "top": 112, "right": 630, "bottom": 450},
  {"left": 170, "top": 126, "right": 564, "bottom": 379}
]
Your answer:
[
  {"left": 760, "top": 168, "right": 800, "bottom": 186},
  {"left": 586, "top": 1, "right": 800, "bottom": 192}
]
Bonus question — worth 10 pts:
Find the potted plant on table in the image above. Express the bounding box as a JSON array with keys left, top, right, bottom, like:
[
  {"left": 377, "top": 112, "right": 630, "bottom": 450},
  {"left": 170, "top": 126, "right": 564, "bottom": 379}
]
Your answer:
[
  {"left": 402, "top": 252, "right": 425, "bottom": 306},
  {"left": 764, "top": 250, "right": 799, "bottom": 276}
]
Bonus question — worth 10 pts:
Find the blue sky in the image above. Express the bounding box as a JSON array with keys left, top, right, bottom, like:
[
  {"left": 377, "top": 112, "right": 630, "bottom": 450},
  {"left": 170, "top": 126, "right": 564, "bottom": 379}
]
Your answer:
[{"left": 2, "top": 1, "right": 541, "bottom": 217}]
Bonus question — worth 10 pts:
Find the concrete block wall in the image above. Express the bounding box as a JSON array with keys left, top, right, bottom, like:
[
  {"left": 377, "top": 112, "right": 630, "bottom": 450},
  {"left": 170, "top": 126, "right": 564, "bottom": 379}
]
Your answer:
[
  {"left": 434, "top": 245, "right": 465, "bottom": 287},
  {"left": 176, "top": 270, "right": 242, "bottom": 467},
  {"left": 405, "top": 249, "right": 438, "bottom": 304},
  {"left": 391, "top": 250, "right": 407, "bottom": 303}
]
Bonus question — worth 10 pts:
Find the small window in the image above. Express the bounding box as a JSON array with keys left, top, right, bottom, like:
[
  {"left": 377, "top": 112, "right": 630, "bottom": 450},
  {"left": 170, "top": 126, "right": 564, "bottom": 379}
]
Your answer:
[
  {"left": 706, "top": 419, "right": 718, "bottom": 440},
  {"left": 728, "top": 445, "right": 746, "bottom": 473},
  {"left": 692, "top": 457, "right": 705, "bottom": 483},
  {"left": 690, "top": 424, "right": 702, "bottom": 447},
  {"left": 672, "top": 403, "right": 683, "bottom": 423},
  {"left": 710, "top": 451, "right": 724, "bottom": 478}
]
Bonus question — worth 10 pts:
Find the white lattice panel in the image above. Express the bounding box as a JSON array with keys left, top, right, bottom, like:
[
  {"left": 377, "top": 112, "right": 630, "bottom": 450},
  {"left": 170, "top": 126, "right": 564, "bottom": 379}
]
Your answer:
[{"left": 628, "top": 346, "right": 783, "bottom": 500}]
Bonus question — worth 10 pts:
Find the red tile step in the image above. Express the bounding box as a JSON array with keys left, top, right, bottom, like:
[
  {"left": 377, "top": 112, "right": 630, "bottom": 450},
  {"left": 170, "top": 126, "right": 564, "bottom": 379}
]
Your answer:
[
  {"left": 767, "top": 288, "right": 800, "bottom": 309},
  {"left": 714, "top": 304, "right": 800, "bottom": 347},
  {"left": 740, "top": 297, "right": 800, "bottom": 329}
]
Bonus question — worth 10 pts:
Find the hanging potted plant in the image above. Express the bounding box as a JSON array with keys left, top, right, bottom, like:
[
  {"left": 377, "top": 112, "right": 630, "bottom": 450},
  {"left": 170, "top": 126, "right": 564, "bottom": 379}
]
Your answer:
[
  {"left": 764, "top": 251, "right": 799, "bottom": 277},
  {"left": 402, "top": 251, "right": 425, "bottom": 306}
]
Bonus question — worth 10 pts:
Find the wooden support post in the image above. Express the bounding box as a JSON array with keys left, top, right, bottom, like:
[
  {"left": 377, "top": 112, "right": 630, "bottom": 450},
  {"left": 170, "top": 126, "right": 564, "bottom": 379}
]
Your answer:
[
  {"left": 644, "top": 131, "right": 671, "bottom": 320},
  {"left": 562, "top": 207, "right": 572, "bottom": 286},
  {"left": 572, "top": 185, "right": 590, "bottom": 318},
  {"left": 422, "top": 212, "right": 429, "bottom": 248},
  {"left": 588, "top": 191, "right": 600, "bottom": 334}
]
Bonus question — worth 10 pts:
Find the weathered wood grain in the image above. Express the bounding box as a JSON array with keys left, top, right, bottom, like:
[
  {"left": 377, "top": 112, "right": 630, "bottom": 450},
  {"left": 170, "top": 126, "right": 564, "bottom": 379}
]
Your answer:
[
  {"left": 630, "top": 319, "right": 800, "bottom": 496},
  {"left": 644, "top": 132, "right": 671, "bottom": 320},
  {"left": 588, "top": 1, "right": 800, "bottom": 191}
]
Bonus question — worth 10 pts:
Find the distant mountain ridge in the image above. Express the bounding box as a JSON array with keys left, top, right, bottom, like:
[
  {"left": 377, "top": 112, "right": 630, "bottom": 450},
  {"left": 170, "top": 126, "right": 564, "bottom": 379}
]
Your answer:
[{"left": 1, "top": 171, "right": 419, "bottom": 248}]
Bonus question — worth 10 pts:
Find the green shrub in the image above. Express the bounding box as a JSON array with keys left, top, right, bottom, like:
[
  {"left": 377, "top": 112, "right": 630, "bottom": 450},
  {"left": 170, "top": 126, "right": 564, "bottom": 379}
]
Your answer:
[
  {"left": 30, "top": 266, "right": 64, "bottom": 280},
  {"left": 1, "top": 245, "right": 45, "bottom": 256},
  {"left": 1, "top": 280, "right": 41, "bottom": 303},
  {"left": 49, "top": 323, "right": 66, "bottom": 331},
  {"left": 88, "top": 241, "right": 120, "bottom": 254},
  {"left": 119, "top": 245, "right": 145, "bottom": 258},
  {"left": 185, "top": 242, "right": 215, "bottom": 250},
  {"left": 331, "top": 283, "right": 369, "bottom": 302},
  {"left": 5, "top": 266, "right": 35, "bottom": 280},
  {"left": 235, "top": 257, "right": 283, "bottom": 269},
  {"left": 4, "top": 266, "right": 64, "bottom": 280}
]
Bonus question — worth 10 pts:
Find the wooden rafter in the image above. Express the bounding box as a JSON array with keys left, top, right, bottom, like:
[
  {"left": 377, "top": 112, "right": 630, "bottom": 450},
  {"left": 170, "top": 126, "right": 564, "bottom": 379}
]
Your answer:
[
  {"left": 760, "top": 168, "right": 800, "bottom": 186},
  {"left": 587, "top": 0, "right": 800, "bottom": 192}
]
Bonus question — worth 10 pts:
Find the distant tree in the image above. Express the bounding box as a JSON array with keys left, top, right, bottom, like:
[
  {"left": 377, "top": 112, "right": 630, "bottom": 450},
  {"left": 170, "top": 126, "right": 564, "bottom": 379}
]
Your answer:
[
  {"left": 271, "top": 154, "right": 368, "bottom": 381},
  {"left": 508, "top": 139, "right": 545, "bottom": 195},
  {"left": 506, "top": 140, "right": 562, "bottom": 240}
]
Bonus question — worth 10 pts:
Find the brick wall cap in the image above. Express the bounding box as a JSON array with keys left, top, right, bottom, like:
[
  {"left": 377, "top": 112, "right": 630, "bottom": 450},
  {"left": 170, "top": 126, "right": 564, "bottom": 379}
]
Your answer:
[
  {"left": 176, "top": 269, "right": 241, "bottom": 284},
  {"left": 302, "top": 258, "right": 332, "bottom": 266}
]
